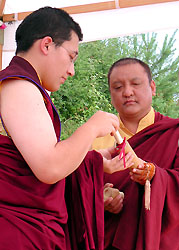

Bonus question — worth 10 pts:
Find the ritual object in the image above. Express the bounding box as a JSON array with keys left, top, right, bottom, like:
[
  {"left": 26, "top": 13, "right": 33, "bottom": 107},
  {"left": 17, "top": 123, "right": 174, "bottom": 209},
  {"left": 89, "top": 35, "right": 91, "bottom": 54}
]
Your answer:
[{"left": 114, "top": 131, "right": 151, "bottom": 210}]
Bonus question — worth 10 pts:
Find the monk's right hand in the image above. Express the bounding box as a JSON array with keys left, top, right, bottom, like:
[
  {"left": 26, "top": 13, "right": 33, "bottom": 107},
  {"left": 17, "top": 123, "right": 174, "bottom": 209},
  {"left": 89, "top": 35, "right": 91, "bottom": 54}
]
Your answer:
[{"left": 87, "top": 111, "right": 119, "bottom": 138}]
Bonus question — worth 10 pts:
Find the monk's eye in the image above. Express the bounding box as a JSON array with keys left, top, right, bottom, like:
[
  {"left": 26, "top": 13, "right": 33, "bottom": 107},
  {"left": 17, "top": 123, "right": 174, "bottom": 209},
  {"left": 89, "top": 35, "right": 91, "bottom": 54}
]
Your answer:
[{"left": 132, "top": 82, "right": 140, "bottom": 85}]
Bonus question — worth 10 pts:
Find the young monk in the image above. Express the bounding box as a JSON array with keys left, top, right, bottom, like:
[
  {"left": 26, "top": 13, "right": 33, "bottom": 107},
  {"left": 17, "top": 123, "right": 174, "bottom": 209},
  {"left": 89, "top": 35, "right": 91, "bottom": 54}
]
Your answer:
[
  {"left": 0, "top": 8, "right": 134, "bottom": 250},
  {"left": 93, "top": 58, "right": 179, "bottom": 250}
]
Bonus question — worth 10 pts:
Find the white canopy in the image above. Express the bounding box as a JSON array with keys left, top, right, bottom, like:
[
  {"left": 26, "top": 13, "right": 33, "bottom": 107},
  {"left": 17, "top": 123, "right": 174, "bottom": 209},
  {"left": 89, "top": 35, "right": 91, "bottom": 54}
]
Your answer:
[{"left": 1, "top": 0, "right": 179, "bottom": 69}]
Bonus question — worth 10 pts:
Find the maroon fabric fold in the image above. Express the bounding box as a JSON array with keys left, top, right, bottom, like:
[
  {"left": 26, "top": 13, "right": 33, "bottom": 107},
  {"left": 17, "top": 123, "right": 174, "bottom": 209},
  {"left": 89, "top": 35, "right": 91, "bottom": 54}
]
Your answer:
[
  {"left": 66, "top": 150, "right": 104, "bottom": 250},
  {"left": 0, "top": 57, "right": 69, "bottom": 249},
  {"left": 0, "top": 56, "right": 105, "bottom": 249},
  {"left": 104, "top": 112, "right": 179, "bottom": 250}
]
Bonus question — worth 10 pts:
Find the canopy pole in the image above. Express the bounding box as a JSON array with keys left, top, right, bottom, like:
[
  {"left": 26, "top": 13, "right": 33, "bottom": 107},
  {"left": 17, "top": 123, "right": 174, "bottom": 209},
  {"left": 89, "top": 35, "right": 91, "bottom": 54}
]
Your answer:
[
  {"left": 0, "top": 29, "right": 4, "bottom": 70},
  {"left": 0, "top": 0, "right": 5, "bottom": 16},
  {"left": 0, "top": 0, "right": 6, "bottom": 70},
  {"left": 0, "top": 44, "right": 2, "bottom": 70}
]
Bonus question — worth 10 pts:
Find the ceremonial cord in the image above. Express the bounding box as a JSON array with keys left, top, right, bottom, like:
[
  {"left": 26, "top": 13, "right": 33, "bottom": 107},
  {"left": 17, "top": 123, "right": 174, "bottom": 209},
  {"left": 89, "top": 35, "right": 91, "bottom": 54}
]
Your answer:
[{"left": 116, "top": 137, "right": 127, "bottom": 168}]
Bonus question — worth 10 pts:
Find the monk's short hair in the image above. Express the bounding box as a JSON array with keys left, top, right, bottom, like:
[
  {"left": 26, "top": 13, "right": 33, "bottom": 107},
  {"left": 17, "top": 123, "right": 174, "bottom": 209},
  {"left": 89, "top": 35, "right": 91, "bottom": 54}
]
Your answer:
[
  {"left": 108, "top": 58, "right": 152, "bottom": 87},
  {"left": 15, "top": 6, "right": 83, "bottom": 54}
]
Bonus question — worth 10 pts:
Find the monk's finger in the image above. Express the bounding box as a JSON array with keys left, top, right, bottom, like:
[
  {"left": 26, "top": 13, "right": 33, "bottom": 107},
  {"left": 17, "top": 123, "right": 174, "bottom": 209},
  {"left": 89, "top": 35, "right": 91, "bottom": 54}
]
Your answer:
[
  {"left": 106, "top": 195, "right": 124, "bottom": 214},
  {"left": 104, "top": 183, "right": 113, "bottom": 189}
]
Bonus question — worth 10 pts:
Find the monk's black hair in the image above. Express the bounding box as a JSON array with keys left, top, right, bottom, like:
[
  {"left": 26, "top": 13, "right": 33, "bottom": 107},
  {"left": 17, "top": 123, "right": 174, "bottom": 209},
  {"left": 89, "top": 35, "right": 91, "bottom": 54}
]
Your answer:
[
  {"left": 15, "top": 6, "right": 83, "bottom": 54},
  {"left": 108, "top": 58, "right": 152, "bottom": 87}
]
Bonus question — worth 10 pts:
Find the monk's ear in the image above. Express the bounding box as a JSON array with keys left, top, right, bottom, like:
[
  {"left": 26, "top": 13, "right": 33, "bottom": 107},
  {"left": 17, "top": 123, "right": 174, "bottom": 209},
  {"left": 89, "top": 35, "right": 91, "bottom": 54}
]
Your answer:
[
  {"left": 40, "top": 36, "right": 53, "bottom": 55},
  {"left": 150, "top": 80, "right": 156, "bottom": 96}
]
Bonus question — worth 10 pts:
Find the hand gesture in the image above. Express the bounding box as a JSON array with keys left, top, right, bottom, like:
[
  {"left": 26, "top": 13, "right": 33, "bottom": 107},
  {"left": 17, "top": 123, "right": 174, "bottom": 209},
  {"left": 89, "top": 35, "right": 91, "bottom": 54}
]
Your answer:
[
  {"left": 104, "top": 183, "right": 124, "bottom": 214},
  {"left": 130, "top": 162, "right": 156, "bottom": 185},
  {"left": 87, "top": 111, "right": 119, "bottom": 138},
  {"left": 103, "top": 151, "right": 134, "bottom": 174}
]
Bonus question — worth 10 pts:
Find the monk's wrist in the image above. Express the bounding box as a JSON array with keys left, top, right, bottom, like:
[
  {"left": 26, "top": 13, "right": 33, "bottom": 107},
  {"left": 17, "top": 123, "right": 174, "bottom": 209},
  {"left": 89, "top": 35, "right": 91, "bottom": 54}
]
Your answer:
[{"left": 140, "top": 162, "right": 155, "bottom": 183}]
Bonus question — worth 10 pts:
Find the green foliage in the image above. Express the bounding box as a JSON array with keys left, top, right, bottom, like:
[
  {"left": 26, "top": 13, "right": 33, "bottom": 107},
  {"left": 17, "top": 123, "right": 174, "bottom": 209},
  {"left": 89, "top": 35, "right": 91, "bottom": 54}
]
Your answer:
[{"left": 51, "top": 30, "right": 179, "bottom": 139}]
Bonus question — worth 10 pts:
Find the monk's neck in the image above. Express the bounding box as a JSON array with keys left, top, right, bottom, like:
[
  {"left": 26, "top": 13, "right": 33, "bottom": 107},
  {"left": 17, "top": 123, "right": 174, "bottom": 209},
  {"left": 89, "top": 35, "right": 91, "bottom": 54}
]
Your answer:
[
  {"left": 124, "top": 121, "right": 138, "bottom": 133},
  {"left": 120, "top": 116, "right": 141, "bottom": 134}
]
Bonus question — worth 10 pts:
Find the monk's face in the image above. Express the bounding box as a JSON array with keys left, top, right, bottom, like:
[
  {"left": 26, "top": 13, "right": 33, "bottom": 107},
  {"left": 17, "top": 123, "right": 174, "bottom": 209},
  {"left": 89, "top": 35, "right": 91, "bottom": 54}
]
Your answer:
[
  {"left": 40, "top": 31, "right": 79, "bottom": 92},
  {"left": 109, "top": 63, "right": 156, "bottom": 120}
]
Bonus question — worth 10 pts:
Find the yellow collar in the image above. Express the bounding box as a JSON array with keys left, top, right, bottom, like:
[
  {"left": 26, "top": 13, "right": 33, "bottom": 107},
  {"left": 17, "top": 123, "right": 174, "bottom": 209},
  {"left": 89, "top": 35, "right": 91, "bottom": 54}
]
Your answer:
[{"left": 118, "top": 107, "right": 155, "bottom": 140}]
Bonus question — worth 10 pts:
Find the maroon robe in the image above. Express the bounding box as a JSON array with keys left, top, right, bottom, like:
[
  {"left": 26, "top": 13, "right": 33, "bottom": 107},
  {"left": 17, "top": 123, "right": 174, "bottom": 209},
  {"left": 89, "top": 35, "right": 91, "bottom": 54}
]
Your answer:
[
  {"left": 104, "top": 112, "right": 179, "bottom": 250},
  {"left": 0, "top": 56, "right": 104, "bottom": 249}
]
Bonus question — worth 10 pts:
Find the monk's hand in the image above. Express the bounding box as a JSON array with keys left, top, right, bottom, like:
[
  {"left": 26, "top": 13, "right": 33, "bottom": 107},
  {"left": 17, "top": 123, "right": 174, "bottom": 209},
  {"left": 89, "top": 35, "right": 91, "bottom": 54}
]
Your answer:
[
  {"left": 103, "top": 183, "right": 124, "bottom": 214},
  {"left": 130, "top": 162, "right": 156, "bottom": 185},
  {"left": 103, "top": 152, "right": 134, "bottom": 174},
  {"left": 98, "top": 146, "right": 117, "bottom": 160}
]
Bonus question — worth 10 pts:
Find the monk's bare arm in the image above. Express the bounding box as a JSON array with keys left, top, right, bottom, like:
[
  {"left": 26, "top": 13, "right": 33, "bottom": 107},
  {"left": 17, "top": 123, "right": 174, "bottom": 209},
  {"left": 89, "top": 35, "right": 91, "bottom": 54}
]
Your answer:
[{"left": 0, "top": 79, "right": 119, "bottom": 184}]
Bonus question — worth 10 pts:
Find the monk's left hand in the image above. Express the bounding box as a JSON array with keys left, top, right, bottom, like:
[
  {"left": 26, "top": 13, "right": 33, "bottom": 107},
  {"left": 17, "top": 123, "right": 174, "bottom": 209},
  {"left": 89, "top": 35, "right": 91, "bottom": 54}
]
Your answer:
[
  {"left": 129, "top": 162, "right": 156, "bottom": 185},
  {"left": 103, "top": 152, "right": 134, "bottom": 174}
]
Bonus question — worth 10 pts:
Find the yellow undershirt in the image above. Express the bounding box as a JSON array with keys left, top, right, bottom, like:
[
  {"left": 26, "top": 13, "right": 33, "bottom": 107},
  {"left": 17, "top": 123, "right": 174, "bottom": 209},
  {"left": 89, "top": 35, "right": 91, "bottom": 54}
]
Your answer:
[{"left": 92, "top": 107, "right": 155, "bottom": 150}]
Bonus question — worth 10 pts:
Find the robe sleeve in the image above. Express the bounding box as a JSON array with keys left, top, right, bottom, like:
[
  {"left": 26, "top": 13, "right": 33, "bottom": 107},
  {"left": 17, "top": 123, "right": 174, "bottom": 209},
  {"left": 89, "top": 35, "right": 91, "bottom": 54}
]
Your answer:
[
  {"left": 136, "top": 147, "right": 179, "bottom": 250},
  {"left": 65, "top": 150, "right": 104, "bottom": 250}
]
